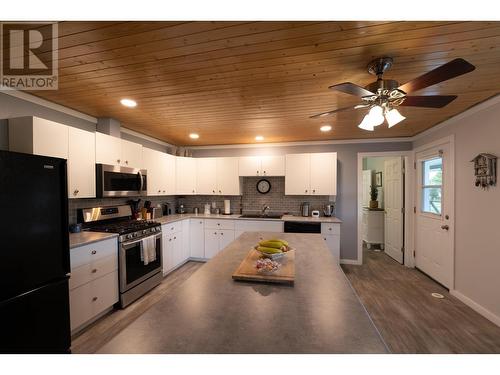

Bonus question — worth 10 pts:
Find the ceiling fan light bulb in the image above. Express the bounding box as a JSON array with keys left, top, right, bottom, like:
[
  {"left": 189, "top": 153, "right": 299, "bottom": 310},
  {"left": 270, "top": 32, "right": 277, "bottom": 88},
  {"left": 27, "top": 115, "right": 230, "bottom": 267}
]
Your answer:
[
  {"left": 358, "top": 114, "right": 375, "bottom": 131},
  {"left": 386, "top": 108, "right": 406, "bottom": 128},
  {"left": 368, "top": 105, "right": 385, "bottom": 126}
]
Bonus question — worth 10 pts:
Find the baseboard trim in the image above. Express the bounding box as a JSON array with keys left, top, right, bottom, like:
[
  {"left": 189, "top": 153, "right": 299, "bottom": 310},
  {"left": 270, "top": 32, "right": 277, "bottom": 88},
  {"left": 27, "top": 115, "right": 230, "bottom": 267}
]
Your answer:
[
  {"left": 450, "top": 289, "right": 500, "bottom": 328},
  {"left": 340, "top": 259, "right": 362, "bottom": 265}
]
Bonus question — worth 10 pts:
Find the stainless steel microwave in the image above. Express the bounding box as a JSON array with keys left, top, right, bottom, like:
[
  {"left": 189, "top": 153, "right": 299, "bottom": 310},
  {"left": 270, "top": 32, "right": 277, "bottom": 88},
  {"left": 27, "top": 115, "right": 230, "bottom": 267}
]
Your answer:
[{"left": 96, "top": 164, "right": 147, "bottom": 197}]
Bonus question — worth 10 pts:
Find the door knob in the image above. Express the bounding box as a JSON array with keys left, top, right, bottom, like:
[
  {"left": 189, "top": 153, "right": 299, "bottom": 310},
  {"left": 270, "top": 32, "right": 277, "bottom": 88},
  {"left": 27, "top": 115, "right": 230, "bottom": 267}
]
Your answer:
[{"left": 441, "top": 225, "right": 449, "bottom": 230}]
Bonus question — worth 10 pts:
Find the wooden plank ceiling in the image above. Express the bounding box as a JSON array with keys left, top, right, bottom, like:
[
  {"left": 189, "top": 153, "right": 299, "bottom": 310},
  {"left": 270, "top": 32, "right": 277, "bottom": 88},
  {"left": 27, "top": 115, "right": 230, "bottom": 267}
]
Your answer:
[{"left": 30, "top": 21, "right": 500, "bottom": 146}]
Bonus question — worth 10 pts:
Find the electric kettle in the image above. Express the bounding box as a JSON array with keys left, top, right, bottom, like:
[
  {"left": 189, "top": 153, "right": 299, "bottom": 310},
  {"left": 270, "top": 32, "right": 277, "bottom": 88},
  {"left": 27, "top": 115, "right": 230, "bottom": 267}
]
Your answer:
[{"left": 323, "top": 203, "right": 335, "bottom": 217}]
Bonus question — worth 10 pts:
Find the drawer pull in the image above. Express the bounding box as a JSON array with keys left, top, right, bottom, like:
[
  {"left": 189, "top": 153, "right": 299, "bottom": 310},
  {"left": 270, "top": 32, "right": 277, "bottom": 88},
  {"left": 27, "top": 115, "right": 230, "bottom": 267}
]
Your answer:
[
  {"left": 92, "top": 297, "right": 98, "bottom": 302},
  {"left": 329, "top": 228, "right": 332, "bottom": 231},
  {"left": 91, "top": 250, "right": 97, "bottom": 255},
  {"left": 91, "top": 269, "right": 97, "bottom": 273}
]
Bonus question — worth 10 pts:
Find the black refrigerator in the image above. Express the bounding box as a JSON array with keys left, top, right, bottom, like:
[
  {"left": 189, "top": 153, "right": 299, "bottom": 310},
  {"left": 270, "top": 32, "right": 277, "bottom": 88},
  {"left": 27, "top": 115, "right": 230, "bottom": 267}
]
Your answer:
[{"left": 0, "top": 150, "right": 71, "bottom": 353}]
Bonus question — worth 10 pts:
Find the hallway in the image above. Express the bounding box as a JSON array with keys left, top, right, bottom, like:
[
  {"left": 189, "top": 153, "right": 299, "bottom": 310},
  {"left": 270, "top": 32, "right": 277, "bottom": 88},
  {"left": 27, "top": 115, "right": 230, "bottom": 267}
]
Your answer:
[{"left": 341, "top": 249, "right": 500, "bottom": 353}]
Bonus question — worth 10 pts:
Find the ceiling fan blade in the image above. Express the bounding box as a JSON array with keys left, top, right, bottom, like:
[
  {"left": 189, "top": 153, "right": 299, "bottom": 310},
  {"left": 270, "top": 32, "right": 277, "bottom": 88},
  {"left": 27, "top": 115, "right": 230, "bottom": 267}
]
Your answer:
[
  {"left": 329, "top": 82, "right": 374, "bottom": 97},
  {"left": 398, "top": 58, "right": 475, "bottom": 93},
  {"left": 310, "top": 105, "right": 365, "bottom": 119},
  {"left": 400, "top": 95, "right": 458, "bottom": 108}
]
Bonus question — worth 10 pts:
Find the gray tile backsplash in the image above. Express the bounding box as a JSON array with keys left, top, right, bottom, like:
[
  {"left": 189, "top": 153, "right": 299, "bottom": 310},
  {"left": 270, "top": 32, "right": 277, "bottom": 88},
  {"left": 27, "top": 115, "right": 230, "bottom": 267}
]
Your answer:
[{"left": 69, "top": 177, "right": 334, "bottom": 224}]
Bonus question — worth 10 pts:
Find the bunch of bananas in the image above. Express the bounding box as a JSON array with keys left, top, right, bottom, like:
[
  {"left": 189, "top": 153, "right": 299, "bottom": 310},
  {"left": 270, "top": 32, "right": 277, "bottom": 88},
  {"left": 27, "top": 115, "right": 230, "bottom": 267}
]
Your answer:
[{"left": 255, "top": 238, "right": 290, "bottom": 254}]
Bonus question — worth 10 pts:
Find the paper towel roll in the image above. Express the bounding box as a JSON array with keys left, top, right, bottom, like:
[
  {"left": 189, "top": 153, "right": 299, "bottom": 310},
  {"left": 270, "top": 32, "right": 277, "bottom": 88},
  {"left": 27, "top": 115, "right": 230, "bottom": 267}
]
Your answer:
[{"left": 224, "top": 199, "right": 231, "bottom": 214}]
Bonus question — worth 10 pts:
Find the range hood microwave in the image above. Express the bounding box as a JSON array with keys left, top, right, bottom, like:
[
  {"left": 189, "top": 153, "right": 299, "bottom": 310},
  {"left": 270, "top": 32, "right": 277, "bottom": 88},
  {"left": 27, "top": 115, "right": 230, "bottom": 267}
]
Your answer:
[{"left": 96, "top": 164, "right": 147, "bottom": 197}]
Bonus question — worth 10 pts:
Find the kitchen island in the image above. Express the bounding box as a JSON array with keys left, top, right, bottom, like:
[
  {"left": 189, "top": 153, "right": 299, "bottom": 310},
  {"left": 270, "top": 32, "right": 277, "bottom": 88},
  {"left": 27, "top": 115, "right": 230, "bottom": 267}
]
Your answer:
[{"left": 98, "top": 232, "right": 388, "bottom": 353}]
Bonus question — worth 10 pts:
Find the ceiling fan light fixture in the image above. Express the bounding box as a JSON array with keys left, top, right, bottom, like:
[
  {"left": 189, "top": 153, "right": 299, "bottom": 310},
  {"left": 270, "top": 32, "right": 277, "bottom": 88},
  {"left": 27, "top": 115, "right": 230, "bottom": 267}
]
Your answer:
[
  {"left": 368, "top": 105, "right": 385, "bottom": 126},
  {"left": 358, "top": 114, "right": 375, "bottom": 131},
  {"left": 385, "top": 108, "right": 406, "bottom": 128}
]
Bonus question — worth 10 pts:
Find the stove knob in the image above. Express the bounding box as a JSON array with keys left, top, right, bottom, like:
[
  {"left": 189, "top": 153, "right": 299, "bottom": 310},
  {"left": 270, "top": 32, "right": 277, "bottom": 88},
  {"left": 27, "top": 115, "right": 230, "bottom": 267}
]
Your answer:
[
  {"left": 142, "top": 229, "right": 147, "bottom": 234},
  {"left": 126, "top": 234, "right": 133, "bottom": 240}
]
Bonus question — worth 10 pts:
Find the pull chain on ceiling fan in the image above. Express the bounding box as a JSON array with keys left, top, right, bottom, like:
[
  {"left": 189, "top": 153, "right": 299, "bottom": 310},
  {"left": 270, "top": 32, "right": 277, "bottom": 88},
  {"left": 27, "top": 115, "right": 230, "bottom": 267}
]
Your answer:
[{"left": 310, "top": 57, "right": 476, "bottom": 131}]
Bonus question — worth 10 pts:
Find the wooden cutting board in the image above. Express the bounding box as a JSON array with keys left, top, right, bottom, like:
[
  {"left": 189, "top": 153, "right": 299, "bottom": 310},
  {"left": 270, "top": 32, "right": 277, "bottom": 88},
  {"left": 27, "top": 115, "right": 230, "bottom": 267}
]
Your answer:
[{"left": 232, "top": 249, "right": 295, "bottom": 285}]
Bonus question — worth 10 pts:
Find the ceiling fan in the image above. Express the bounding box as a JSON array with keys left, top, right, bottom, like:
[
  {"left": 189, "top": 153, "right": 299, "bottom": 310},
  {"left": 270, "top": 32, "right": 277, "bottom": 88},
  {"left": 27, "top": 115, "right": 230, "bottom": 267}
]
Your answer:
[{"left": 310, "top": 57, "right": 476, "bottom": 130}]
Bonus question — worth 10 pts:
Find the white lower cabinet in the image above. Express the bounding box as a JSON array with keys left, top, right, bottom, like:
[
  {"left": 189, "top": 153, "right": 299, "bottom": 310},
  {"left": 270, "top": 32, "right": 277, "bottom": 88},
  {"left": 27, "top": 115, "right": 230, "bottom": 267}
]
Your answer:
[
  {"left": 321, "top": 223, "right": 341, "bottom": 263},
  {"left": 204, "top": 227, "right": 235, "bottom": 259},
  {"left": 162, "top": 220, "right": 190, "bottom": 275},
  {"left": 234, "top": 220, "right": 284, "bottom": 238},
  {"left": 69, "top": 238, "right": 118, "bottom": 332},
  {"left": 189, "top": 219, "right": 205, "bottom": 258}
]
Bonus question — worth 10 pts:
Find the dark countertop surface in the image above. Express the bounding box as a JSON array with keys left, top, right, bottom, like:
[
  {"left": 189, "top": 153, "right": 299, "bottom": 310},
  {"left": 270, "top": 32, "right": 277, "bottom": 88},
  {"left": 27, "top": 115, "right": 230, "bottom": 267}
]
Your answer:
[{"left": 98, "top": 232, "right": 387, "bottom": 354}]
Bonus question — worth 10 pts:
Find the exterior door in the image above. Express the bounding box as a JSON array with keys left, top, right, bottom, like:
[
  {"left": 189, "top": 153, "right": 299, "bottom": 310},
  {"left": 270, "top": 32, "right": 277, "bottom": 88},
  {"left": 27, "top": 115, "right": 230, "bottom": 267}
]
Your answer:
[
  {"left": 384, "top": 157, "right": 404, "bottom": 263},
  {"left": 415, "top": 142, "right": 454, "bottom": 288}
]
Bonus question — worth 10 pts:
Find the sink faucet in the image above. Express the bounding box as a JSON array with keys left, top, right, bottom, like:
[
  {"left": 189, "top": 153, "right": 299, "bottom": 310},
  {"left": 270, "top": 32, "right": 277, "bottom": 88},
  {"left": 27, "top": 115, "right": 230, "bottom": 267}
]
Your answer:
[{"left": 261, "top": 204, "right": 270, "bottom": 215}]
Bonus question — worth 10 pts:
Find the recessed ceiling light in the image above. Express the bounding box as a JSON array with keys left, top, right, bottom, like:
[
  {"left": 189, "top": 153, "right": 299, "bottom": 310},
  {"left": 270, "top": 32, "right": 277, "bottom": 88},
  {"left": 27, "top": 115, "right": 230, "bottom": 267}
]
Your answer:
[
  {"left": 255, "top": 135, "right": 264, "bottom": 141},
  {"left": 320, "top": 125, "right": 332, "bottom": 132},
  {"left": 120, "top": 98, "right": 137, "bottom": 108},
  {"left": 189, "top": 133, "right": 199, "bottom": 139}
]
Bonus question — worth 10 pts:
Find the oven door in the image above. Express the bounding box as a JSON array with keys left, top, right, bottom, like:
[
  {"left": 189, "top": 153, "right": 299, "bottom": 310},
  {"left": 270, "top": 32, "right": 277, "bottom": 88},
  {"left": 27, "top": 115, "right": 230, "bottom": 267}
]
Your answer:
[
  {"left": 97, "top": 164, "right": 147, "bottom": 197},
  {"left": 119, "top": 233, "right": 162, "bottom": 292}
]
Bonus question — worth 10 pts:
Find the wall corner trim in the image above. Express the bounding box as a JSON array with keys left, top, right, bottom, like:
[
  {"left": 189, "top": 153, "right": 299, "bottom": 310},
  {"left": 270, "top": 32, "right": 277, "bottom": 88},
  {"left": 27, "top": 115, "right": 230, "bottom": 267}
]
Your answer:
[
  {"left": 450, "top": 289, "right": 500, "bottom": 328},
  {"left": 1, "top": 90, "right": 98, "bottom": 123}
]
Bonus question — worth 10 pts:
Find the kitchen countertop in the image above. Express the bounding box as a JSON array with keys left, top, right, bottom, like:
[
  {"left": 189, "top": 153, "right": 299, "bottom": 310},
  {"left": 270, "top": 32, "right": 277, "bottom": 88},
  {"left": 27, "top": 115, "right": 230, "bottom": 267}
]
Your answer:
[
  {"left": 98, "top": 232, "right": 387, "bottom": 354},
  {"left": 69, "top": 231, "right": 118, "bottom": 249},
  {"left": 156, "top": 213, "right": 342, "bottom": 225}
]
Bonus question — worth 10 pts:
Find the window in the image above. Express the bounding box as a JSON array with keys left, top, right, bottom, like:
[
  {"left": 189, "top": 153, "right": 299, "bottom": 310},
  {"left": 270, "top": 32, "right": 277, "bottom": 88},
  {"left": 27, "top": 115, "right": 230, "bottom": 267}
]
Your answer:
[{"left": 421, "top": 157, "right": 442, "bottom": 215}]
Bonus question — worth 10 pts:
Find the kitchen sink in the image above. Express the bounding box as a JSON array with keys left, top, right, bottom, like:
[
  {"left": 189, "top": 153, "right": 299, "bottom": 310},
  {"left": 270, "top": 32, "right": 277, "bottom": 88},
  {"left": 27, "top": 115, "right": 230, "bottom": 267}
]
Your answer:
[{"left": 240, "top": 214, "right": 283, "bottom": 219}]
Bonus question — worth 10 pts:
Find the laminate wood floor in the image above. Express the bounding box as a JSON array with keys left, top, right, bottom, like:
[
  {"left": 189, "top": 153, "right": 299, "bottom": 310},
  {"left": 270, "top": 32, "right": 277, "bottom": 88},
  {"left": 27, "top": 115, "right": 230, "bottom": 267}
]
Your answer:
[
  {"left": 71, "top": 261, "right": 204, "bottom": 354},
  {"left": 341, "top": 249, "right": 500, "bottom": 353}
]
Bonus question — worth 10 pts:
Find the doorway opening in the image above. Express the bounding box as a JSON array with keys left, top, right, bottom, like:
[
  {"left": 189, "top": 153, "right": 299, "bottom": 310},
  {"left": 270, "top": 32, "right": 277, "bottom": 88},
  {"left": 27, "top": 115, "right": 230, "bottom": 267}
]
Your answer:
[{"left": 357, "top": 152, "right": 414, "bottom": 266}]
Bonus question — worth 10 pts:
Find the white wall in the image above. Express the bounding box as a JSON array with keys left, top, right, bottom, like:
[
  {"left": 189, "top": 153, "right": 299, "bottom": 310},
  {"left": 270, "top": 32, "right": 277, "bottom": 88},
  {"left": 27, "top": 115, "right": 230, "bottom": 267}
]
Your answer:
[{"left": 414, "top": 95, "right": 500, "bottom": 325}]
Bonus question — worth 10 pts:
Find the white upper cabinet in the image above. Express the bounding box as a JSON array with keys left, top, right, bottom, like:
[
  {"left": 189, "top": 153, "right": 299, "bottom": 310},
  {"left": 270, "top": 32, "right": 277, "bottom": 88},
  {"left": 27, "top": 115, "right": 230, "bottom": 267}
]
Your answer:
[
  {"left": 176, "top": 157, "right": 197, "bottom": 195},
  {"left": 238, "top": 156, "right": 261, "bottom": 176},
  {"left": 260, "top": 155, "right": 285, "bottom": 176},
  {"left": 121, "top": 139, "right": 143, "bottom": 168},
  {"left": 285, "top": 152, "right": 337, "bottom": 196},
  {"left": 68, "top": 127, "right": 95, "bottom": 198},
  {"left": 163, "top": 153, "right": 176, "bottom": 195},
  {"left": 142, "top": 147, "right": 161, "bottom": 196},
  {"left": 9, "top": 117, "right": 96, "bottom": 199},
  {"left": 310, "top": 153, "right": 336, "bottom": 195},
  {"left": 142, "top": 147, "right": 176, "bottom": 196},
  {"left": 196, "top": 158, "right": 217, "bottom": 194},
  {"left": 216, "top": 157, "right": 240, "bottom": 195},
  {"left": 285, "top": 153, "right": 311, "bottom": 195},
  {"left": 194, "top": 157, "right": 240, "bottom": 195},
  {"left": 9, "top": 117, "right": 68, "bottom": 159},
  {"left": 95, "top": 133, "right": 121, "bottom": 166},
  {"left": 95, "top": 133, "right": 142, "bottom": 168},
  {"left": 238, "top": 155, "right": 285, "bottom": 176}
]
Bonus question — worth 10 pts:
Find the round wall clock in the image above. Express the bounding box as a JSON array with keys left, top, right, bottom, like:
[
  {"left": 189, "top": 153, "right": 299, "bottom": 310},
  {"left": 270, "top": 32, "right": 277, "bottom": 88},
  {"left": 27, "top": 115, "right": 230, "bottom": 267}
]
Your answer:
[{"left": 256, "top": 179, "right": 271, "bottom": 194}]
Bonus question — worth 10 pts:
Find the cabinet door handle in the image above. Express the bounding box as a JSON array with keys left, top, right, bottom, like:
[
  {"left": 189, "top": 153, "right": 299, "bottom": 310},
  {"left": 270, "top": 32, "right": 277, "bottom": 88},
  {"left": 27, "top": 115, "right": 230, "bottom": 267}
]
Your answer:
[
  {"left": 221, "top": 232, "right": 224, "bottom": 235},
  {"left": 158, "top": 190, "right": 161, "bottom": 193},
  {"left": 91, "top": 250, "right": 97, "bottom": 255},
  {"left": 125, "top": 160, "right": 128, "bottom": 164},
  {"left": 256, "top": 170, "right": 259, "bottom": 175},
  {"left": 213, "top": 190, "right": 215, "bottom": 193},
  {"left": 328, "top": 228, "right": 332, "bottom": 231},
  {"left": 92, "top": 297, "right": 98, "bottom": 302},
  {"left": 163, "top": 190, "right": 166, "bottom": 193},
  {"left": 117, "top": 159, "right": 121, "bottom": 164},
  {"left": 214, "top": 232, "right": 217, "bottom": 235},
  {"left": 73, "top": 189, "right": 79, "bottom": 196},
  {"left": 305, "top": 189, "right": 308, "bottom": 193},
  {"left": 219, "top": 190, "right": 221, "bottom": 194},
  {"left": 91, "top": 269, "right": 97, "bottom": 273},
  {"left": 169, "top": 238, "right": 172, "bottom": 242},
  {"left": 263, "top": 171, "right": 266, "bottom": 175},
  {"left": 441, "top": 225, "right": 449, "bottom": 230}
]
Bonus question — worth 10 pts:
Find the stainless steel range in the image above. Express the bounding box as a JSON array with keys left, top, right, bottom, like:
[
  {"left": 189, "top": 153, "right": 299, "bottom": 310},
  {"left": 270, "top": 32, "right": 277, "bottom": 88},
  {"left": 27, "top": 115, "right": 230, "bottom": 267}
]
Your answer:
[{"left": 79, "top": 205, "right": 162, "bottom": 308}]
